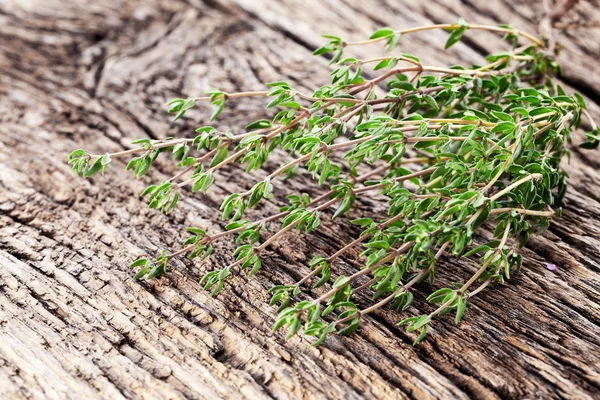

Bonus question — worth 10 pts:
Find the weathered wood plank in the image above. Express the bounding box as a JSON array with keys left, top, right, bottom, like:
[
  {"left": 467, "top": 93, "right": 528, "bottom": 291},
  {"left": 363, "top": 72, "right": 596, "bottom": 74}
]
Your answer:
[{"left": 0, "top": 0, "right": 599, "bottom": 399}]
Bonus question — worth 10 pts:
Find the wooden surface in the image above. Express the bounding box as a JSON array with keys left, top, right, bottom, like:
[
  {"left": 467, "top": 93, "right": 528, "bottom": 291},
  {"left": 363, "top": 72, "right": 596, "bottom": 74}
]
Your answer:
[{"left": 1, "top": 0, "right": 600, "bottom": 399}]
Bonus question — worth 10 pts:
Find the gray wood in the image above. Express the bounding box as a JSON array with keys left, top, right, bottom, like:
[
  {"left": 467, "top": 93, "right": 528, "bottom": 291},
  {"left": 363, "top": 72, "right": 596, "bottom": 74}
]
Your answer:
[{"left": 1, "top": 0, "right": 599, "bottom": 399}]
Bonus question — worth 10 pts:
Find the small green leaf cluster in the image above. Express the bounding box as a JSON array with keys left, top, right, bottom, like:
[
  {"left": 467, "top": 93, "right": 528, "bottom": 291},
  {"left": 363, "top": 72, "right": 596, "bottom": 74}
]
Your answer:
[
  {"left": 370, "top": 28, "right": 400, "bottom": 51},
  {"left": 281, "top": 208, "right": 321, "bottom": 232},
  {"left": 581, "top": 126, "right": 600, "bottom": 149},
  {"left": 141, "top": 181, "right": 178, "bottom": 214},
  {"left": 268, "top": 284, "right": 300, "bottom": 311},
  {"left": 266, "top": 82, "right": 302, "bottom": 110},
  {"left": 167, "top": 98, "right": 195, "bottom": 121},
  {"left": 330, "top": 181, "right": 356, "bottom": 218},
  {"left": 200, "top": 266, "right": 231, "bottom": 296},
  {"left": 184, "top": 228, "right": 214, "bottom": 259},
  {"left": 191, "top": 169, "right": 214, "bottom": 193},
  {"left": 308, "top": 256, "right": 331, "bottom": 288},
  {"left": 313, "top": 35, "right": 344, "bottom": 64},
  {"left": 232, "top": 244, "right": 262, "bottom": 276},
  {"left": 68, "top": 150, "right": 111, "bottom": 177},
  {"left": 130, "top": 251, "right": 168, "bottom": 280}
]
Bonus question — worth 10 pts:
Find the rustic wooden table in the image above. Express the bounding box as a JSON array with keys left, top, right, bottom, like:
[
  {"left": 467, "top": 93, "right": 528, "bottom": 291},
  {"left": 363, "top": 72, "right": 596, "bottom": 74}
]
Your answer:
[{"left": 1, "top": 0, "right": 599, "bottom": 399}]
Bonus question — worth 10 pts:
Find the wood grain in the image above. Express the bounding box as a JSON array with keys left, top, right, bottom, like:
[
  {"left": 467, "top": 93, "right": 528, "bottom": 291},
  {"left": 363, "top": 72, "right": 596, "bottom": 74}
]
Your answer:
[{"left": 1, "top": 0, "right": 599, "bottom": 399}]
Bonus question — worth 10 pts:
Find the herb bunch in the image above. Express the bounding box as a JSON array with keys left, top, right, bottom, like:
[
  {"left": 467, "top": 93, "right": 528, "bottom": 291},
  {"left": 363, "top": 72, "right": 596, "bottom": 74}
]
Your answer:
[{"left": 69, "top": 21, "right": 599, "bottom": 345}]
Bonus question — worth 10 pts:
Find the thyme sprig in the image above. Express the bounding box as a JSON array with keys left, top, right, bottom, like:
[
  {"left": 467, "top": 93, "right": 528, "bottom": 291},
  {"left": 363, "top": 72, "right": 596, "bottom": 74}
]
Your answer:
[{"left": 69, "top": 20, "right": 598, "bottom": 345}]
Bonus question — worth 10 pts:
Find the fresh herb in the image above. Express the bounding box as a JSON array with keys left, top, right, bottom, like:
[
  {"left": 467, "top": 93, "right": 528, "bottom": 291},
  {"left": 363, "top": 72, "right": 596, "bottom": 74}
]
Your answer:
[{"left": 69, "top": 21, "right": 598, "bottom": 345}]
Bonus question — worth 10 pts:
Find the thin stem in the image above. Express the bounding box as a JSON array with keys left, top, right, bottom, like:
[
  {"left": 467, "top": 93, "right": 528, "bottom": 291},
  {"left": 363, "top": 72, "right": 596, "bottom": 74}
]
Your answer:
[
  {"left": 460, "top": 222, "right": 511, "bottom": 294},
  {"left": 226, "top": 197, "right": 341, "bottom": 269},
  {"left": 265, "top": 153, "right": 312, "bottom": 181},
  {"left": 354, "top": 276, "right": 381, "bottom": 293},
  {"left": 89, "top": 138, "right": 193, "bottom": 159},
  {"left": 345, "top": 24, "right": 543, "bottom": 48},
  {"left": 166, "top": 190, "right": 334, "bottom": 259},
  {"left": 360, "top": 55, "right": 422, "bottom": 67},
  {"left": 312, "top": 241, "right": 415, "bottom": 305},
  {"left": 489, "top": 207, "right": 554, "bottom": 217},
  {"left": 296, "top": 213, "right": 406, "bottom": 286},
  {"left": 419, "top": 65, "right": 504, "bottom": 77},
  {"left": 428, "top": 219, "right": 511, "bottom": 320},
  {"left": 489, "top": 173, "right": 543, "bottom": 201},
  {"left": 168, "top": 158, "right": 392, "bottom": 260},
  {"left": 480, "top": 134, "right": 521, "bottom": 192},
  {"left": 168, "top": 147, "right": 219, "bottom": 182},
  {"left": 350, "top": 164, "right": 388, "bottom": 183},
  {"left": 241, "top": 114, "right": 476, "bottom": 196},
  {"left": 464, "top": 279, "right": 493, "bottom": 299},
  {"left": 335, "top": 241, "right": 451, "bottom": 326},
  {"left": 194, "top": 91, "right": 269, "bottom": 102},
  {"left": 583, "top": 109, "right": 598, "bottom": 131},
  {"left": 354, "top": 166, "right": 437, "bottom": 194},
  {"left": 239, "top": 106, "right": 366, "bottom": 196},
  {"left": 177, "top": 95, "right": 363, "bottom": 188},
  {"left": 395, "top": 118, "right": 496, "bottom": 127},
  {"left": 257, "top": 197, "right": 339, "bottom": 252}
]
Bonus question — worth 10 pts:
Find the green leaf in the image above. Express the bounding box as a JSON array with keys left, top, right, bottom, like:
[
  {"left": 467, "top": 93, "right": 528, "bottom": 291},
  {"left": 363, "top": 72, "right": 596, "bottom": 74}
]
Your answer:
[
  {"left": 83, "top": 158, "right": 103, "bottom": 177},
  {"left": 374, "top": 59, "right": 390, "bottom": 70},
  {"left": 68, "top": 149, "right": 87, "bottom": 159},
  {"left": 445, "top": 25, "right": 467, "bottom": 49},
  {"left": 333, "top": 193, "right": 355, "bottom": 219},
  {"left": 165, "top": 192, "right": 179, "bottom": 214},
  {"left": 410, "top": 315, "right": 431, "bottom": 332},
  {"left": 332, "top": 275, "right": 351, "bottom": 289},
  {"left": 491, "top": 121, "right": 516, "bottom": 134},
  {"left": 574, "top": 92, "right": 586, "bottom": 109},
  {"left": 580, "top": 140, "right": 599, "bottom": 149},
  {"left": 133, "top": 267, "right": 150, "bottom": 280},
  {"left": 423, "top": 95, "right": 439, "bottom": 111},
  {"left": 455, "top": 297, "right": 467, "bottom": 323},
  {"left": 130, "top": 259, "right": 148, "bottom": 268},
  {"left": 140, "top": 185, "right": 157, "bottom": 198},
  {"left": 246, "top": 119, "right": 272, "bottom": 130},
  {"left": 351, "top": 218, "right": 373, "bottom": 227},
  {"left": 390, "top": 81, "right": 415, "bottom": 91},
  {"left": 210, "top": 102, "right": 225, "bottom": 121},
  {"left": 491, "top": 111, "right": 514, "bottom": 122},
  {"left": 173, "top": 98, "right": 194, "bottom": 121},
  {"left": 210, "top": 146, "right": 229, "bottom": 168},
  {"left": 370, "top": 27, "right": 395, "bottom": 39},
  {"left": 413, "top": 326, "right": 427, "bottom": 345}
]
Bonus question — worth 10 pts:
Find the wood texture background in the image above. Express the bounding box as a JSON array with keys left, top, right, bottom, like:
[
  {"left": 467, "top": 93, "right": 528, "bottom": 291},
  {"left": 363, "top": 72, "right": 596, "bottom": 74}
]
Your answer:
[{"left": 1, "top": 0, "right": 599, "bottom": 399}]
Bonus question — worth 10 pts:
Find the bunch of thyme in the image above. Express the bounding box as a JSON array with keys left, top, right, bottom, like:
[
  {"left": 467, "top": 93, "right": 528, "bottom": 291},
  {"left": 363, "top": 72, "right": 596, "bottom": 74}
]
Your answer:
[{"left": 69, "top": 21, "right": 599, "bottom": 344}]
